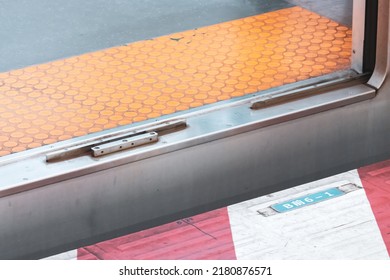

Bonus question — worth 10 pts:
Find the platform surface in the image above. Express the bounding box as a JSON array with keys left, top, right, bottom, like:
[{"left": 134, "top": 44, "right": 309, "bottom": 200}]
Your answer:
[{"left": 0, "top": 6, "right": 352, "bottom": 157}]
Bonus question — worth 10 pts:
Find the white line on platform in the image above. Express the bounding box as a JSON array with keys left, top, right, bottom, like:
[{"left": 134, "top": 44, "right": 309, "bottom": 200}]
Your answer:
[{"left": 228, "top": 170, "right": 389, "bottom": 260}]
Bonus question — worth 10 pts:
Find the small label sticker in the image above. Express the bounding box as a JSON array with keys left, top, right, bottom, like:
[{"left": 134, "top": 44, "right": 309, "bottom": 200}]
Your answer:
[{"left": 271, "top": 187, "right": 345, "bottom": 213}]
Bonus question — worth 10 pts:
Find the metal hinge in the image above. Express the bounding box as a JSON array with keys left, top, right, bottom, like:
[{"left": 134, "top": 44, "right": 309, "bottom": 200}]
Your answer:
[
  {"left": 91, "top": 132, "right": 158, "bottom": 157},
  {"left": 46, "top": 119, "right": 187, "bottom": 162}
]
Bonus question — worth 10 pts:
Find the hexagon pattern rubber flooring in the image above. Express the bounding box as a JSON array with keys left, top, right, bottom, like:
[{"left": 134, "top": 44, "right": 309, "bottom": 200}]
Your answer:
[{"left": 0, "top": 7, "right": 352, "bottom": 156}]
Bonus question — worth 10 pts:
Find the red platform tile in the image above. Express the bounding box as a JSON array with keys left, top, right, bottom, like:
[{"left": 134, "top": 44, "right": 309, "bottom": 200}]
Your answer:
[
  {"left": 359, "top": 159, "right": 390, "bottom": 256},
  {"left": 78, "top": 207, "right": 236, "bottom": 260}
]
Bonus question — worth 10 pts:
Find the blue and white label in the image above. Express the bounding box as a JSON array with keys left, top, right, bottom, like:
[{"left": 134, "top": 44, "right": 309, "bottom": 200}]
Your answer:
[{"left": 271, "top": 188, "right": 345, "bottom": 213}]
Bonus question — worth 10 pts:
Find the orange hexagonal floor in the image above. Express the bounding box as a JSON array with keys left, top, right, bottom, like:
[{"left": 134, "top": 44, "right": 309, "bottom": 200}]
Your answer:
[{"left": 0, "top": 6, "right": 351, "bottom": 157}]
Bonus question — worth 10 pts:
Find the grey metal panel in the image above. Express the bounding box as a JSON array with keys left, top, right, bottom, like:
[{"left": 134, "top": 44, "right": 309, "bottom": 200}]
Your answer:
[
  {"left": 352, "top": 0, "right": 366, "bottom": 73},
  {"left": 0, "top": 0, "right": 389, "bottom": 260},
  {"left": 0, "top": 84, "right": 375, "bottom": 198},
  {"left": 0, "top": 80, "right": 387, "bottom": 259},
  {"left": 368, "top": 0, "right": 390, "bottom": 89}
]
